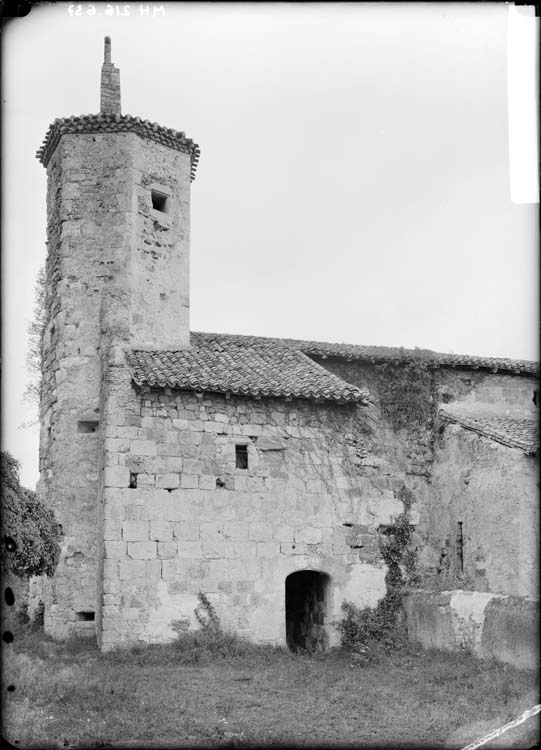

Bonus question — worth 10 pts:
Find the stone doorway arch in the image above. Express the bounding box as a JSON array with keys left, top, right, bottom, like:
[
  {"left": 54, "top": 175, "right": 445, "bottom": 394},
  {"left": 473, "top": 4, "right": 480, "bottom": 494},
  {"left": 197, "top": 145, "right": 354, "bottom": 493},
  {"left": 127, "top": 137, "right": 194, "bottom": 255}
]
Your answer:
[{"left": 285, "top": 570, "right": 330, "bottom": 652}]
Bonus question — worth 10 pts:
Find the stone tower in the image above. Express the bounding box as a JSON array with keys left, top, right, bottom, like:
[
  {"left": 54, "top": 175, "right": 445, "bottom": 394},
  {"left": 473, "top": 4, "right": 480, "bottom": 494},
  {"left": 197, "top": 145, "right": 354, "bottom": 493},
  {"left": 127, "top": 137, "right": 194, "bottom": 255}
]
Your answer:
[{"left": 36, "top": 38, "right": 199, "bottom": 637}]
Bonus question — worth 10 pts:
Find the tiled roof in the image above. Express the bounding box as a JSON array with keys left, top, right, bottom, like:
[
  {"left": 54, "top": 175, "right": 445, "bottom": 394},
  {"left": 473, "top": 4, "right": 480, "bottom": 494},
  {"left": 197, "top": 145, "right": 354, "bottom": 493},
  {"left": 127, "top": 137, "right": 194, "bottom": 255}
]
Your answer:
[
  {"left": 440, "top": 409, "right": 539, "bottom": 454},
  {"left": 190, "top": 333, "right": 539, "bottom": 375},
  {"left": 36, "top": 114, "right": 200, "bottom": 180},
  {"left": 126, "top": 339, "right": 368, "bottom": 404}
]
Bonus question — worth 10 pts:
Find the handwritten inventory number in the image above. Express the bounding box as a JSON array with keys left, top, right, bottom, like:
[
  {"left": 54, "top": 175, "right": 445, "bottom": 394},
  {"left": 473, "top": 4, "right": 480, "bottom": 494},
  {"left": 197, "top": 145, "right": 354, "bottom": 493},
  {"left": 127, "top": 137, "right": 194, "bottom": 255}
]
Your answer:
[{"left": 67, "top": 5, "right": 165, "bottom": 16}]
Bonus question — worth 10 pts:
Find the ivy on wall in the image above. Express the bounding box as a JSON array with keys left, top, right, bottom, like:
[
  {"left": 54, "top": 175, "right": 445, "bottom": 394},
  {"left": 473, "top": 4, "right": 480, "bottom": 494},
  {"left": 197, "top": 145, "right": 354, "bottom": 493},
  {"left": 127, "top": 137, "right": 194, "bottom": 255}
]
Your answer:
[
  {"left": 337, "top": 487, "right": 418, "bottom": 658},
  {"left": 373, "top": 357, "right": 437, "bottom": 433}
]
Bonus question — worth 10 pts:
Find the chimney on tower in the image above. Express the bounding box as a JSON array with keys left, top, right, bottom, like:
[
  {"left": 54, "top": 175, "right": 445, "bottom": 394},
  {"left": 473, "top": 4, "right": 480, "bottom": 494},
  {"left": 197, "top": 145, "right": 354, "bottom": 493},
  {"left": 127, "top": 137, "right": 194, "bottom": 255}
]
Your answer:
[{"left": 100, "top": 36, "right": 121, "bottom": 114}]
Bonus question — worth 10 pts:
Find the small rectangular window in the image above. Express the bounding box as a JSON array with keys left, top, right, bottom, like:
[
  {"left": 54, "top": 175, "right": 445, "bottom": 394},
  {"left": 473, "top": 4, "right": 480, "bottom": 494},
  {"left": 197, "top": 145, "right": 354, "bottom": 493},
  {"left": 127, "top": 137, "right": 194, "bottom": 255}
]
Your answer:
[
  {"left": 76, "top": 611, "right": 95, "bottom": 621},
  {"left": 235, "top": 444, "right": 248, "bottom": 469},
  {"left": 78, "top": 421, "right": 99, "bottom": 434},
  {"left": 129, "top": 473, "right": 138, "bottom": 489},
  {"left": 151, "top": 189, "right": 169, "bottom": 213}
]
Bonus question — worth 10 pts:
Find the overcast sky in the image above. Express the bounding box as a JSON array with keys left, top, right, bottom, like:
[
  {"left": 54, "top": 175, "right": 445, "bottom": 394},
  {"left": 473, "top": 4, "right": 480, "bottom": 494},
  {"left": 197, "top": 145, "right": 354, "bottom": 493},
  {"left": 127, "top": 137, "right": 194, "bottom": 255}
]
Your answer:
[{"left": 2, "top": 2, "right": 538, "bottom": 488}]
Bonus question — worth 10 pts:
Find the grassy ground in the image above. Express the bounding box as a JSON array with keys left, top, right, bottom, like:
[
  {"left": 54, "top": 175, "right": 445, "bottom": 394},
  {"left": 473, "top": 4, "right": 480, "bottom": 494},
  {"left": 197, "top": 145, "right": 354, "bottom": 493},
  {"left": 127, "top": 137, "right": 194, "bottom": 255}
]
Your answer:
[{"left": 2, "top": 629, "right": 537, "bottom": 749}]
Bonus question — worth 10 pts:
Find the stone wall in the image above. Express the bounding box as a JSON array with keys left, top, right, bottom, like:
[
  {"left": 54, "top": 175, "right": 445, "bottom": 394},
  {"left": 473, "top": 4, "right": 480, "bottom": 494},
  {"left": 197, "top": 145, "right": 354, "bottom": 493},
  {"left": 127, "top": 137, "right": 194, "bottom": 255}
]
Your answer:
[
  {"left": 96, "top": 348, "right": 420, "bottom": 650},
  {"left": 404, "top": 589, "right": 539, "bottom": 671},
  {"left": 37, "top": 128, "right": 192, "bottom": 638},
  {"left": 314, "top": 357, "right": 538, "bottom": 592},
  {"left": 428, "top": 424, "right": 539, "bottom": 597}
]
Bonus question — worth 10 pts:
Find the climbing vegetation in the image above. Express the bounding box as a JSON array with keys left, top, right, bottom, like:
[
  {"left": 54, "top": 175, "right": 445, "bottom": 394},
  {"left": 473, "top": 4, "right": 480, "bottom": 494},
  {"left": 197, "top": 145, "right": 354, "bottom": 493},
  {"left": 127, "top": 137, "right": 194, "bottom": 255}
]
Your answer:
[
  {"left": 23, "top": 266, "right": 47, "bottom": 410},
  {"left": 374, "top": 355, "right": 436, "bottom": 432},
  {"left": 337, "top": 488, "right": 418, "bottom": 661}
]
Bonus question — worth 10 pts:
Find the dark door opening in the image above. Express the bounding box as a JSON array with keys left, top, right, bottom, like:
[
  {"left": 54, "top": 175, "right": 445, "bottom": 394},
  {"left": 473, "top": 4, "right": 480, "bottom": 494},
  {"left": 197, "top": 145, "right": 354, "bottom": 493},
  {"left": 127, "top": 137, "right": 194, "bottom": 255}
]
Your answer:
[{"left": 285, "top": 570, "right": 330, "bottom": 652}]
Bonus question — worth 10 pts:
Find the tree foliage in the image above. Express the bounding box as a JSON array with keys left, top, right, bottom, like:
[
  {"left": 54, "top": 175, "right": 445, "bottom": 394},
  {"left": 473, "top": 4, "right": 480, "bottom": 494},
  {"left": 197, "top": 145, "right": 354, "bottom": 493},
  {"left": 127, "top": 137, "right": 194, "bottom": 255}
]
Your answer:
[{"left": 1, "top": 451, "right": 60, "bottom": 578}]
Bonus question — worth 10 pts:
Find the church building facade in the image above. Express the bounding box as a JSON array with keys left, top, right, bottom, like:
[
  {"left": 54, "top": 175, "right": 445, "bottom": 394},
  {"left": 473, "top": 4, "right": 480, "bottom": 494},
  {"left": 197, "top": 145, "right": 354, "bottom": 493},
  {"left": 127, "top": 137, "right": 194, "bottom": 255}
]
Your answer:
[{"left": 35, "top": 40, "right": 538, "bottom": 657}]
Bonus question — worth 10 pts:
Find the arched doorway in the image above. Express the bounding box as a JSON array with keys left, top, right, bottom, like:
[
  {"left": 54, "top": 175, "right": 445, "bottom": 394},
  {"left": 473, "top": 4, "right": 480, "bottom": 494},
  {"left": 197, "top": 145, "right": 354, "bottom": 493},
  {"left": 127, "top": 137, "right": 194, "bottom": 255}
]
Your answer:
[{"left": 285, "top": 570, "right": 330, "bottom": 652}]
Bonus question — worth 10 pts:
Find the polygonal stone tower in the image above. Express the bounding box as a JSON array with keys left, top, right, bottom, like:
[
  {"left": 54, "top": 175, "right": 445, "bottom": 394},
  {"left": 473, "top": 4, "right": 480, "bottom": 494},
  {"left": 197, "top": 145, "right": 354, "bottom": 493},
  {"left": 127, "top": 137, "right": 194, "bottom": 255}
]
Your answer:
[{"left": 36, "top": 38, "right": 199, "bottom": 637}]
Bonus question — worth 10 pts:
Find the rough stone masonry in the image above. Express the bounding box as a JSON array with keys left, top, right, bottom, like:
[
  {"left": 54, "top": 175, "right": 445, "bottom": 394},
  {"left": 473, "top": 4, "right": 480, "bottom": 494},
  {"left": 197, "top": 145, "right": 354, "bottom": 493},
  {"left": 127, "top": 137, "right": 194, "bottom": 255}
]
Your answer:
[{"left": 34, "top": 38, "right": 539, "bottom": 656}]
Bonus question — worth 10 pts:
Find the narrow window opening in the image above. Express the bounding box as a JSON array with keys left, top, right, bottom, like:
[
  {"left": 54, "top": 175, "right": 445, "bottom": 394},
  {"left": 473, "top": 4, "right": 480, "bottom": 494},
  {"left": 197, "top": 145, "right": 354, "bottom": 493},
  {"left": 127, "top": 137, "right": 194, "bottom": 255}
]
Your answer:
[
  {"left": 78, "top": 421, "right": 99, "bottom": 434},
  {"left": 456, "top": 522, "right": 464, "bottom": 574},
  {"left": 76, "top": 611, "right": 95, "bottom": 622},
  {"left": 129, "top": 473, "right": 138, "bottom": 489},
  {"left": 235, "top": 444, "right": 248, "bottom": 469},
  {"left": 151, "top": 190, "right": 169, "bottom": 213},
  {"left": 216, "top": 477, "right": 226, "bottom": 488},
  {"left": 4, "top": 588, "right": 15, "bottom": 606}
]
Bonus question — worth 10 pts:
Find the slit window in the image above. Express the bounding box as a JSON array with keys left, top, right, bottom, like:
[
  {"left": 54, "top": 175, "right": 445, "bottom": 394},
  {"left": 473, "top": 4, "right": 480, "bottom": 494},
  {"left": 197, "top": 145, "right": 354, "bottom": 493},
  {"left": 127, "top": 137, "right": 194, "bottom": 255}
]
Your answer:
[
  {"left": 129, "top": 473, "right": 138, "bottom": 489},
  {"left": 76, "top": 611, "right": 95, "bottom": 621},
  {"left": 151, "top": 190, "right": 169, "bottom": 213},
  {"left": 456, "top": 522, "right": 464, "bottom": 574},
  {"left": 235, "top": 444, "right": 248, "bottom": 470},
  {"left": 78, "top": 421, "right": 99, "bottom": 434}
]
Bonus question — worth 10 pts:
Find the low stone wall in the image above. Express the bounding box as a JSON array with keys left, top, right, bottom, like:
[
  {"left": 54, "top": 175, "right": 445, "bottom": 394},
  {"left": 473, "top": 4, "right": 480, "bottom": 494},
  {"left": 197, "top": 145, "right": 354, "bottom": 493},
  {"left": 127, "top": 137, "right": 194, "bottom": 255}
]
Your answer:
[{"left": 403, "top": 589, "right": 539, "bottom": 671}]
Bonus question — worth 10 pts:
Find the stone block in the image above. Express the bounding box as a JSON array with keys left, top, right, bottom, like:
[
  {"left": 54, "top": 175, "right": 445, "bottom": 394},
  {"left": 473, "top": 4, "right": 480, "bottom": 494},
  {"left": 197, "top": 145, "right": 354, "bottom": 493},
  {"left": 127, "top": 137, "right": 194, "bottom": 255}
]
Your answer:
[
  {"left": 203, "top": 421, "right": 228, "bottom": 434},
  {"left": 119, "top": 560, "right": 146, "bottom": 580},
  {"left": 180, "top": 474, "right": 198, "bottom": 489},
  {"left": 122, "top": 520, "right": 149, "bottom": 541},
  {"left": 178, "top": 541, "right": 203, "bottom": 558},
  {"left": 200, "top": 522, "right": 223, "bottom": 538},
  {"left": 103, "top": 519, "right": 121, "bottom": 540},
  {"left": 234, "top": 541, "right": 257, "bottom": 558},
  {"left": 104, "top": 466, "right": 130, "bottom": 488},
  {"left": 280, "top": 542, "right": 308, "bottom": 555},
  {"left": 198, "top": 475, "right": 216, "bottom": 490},
  {"left": 234, "top": 476, "right": 248, "bottom": 491},
  {"left": 104, "top": 541, "right": 126, "bottom": 559},
  {"left": 183, "top": 459, "right": 203, "bottom": 474},
  {"left": 241, "top": 424, "right": 262, "bottom": 436},
  {"left": 157, "top": 442, "right": 180, "bottom": 456},
  {"left": 202, "top": 539, "right": 234, "bottom": 559},
  {"left": 249, "top": 522, "right": 273, "bottom": 541},
  {"left": 124, "top": 504, "right": 142, "bottom": 521},
  {"left": 295, "top": 527, "right": 323, "bottom": 544},
  {"left": 149, "top": 521, "right": 173, "bottom": 542},
  {"left": 223, "top": 522, "right": 249, "bottom": 541},
  {"left": 130, "top": 440, "right": 158, "bottom": 456},
  {"left": 173, "top": 522, "right": 200, "bottom": 541},
  {"left": 158, "top": 541, "right": 177, "bottom": 559},
  {"left": 137, "top": 473, "right": 155, "bottom": 487},
  {"left": 273, "top": 525, "right": 294, "bottom": 542},
  {"left": 156, "top": 473, "right": 180, "bottom": 489},
  {"left": 172, "top": 418, "right": 189, "bottom": 430},
  {"left": 258, "top": 436, "right": 287, "bottom": 451},
  {"left": 257, "top": 542, "right": 279, "bottom": 558},
  {"left": 127, "top": 541, "right": 157, "bottom": 560},
  {"left": 165, "top": 457, "right": 183, "bottom": 473}
]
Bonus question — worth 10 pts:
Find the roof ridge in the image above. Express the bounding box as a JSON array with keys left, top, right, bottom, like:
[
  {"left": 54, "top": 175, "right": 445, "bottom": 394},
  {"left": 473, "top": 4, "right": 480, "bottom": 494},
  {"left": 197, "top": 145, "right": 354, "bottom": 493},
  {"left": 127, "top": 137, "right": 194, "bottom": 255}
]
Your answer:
[{"left": 190, "top": 331, "right": 539, "bottom": 374}]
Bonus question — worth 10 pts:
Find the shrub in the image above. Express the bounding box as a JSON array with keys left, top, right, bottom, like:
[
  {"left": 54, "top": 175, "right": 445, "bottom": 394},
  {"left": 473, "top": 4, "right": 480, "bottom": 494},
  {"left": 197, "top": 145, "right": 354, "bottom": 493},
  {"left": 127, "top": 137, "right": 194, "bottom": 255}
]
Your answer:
[{"left": 1, "top": 451, "right": 61, "bottom": 578}]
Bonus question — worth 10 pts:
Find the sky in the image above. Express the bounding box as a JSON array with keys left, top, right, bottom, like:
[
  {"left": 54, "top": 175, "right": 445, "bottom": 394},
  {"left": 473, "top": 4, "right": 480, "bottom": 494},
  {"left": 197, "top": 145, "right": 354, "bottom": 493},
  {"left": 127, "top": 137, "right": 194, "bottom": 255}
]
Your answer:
[{"left": 1, "top": 1, "right": 539, "bottom": 489}]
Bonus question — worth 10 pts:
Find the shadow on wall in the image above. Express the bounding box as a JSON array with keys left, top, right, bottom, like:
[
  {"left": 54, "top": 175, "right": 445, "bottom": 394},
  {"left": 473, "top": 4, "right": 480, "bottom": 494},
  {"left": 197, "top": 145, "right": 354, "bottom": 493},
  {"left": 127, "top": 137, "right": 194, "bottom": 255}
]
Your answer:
[{"left": 285, "top": 570, "right": 330, "bottom": 652}]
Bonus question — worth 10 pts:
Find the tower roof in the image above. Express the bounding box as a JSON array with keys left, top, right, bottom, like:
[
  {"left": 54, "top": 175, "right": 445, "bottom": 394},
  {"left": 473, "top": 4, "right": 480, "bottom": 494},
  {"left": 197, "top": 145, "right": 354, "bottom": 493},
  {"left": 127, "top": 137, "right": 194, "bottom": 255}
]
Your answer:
[{"left": 36, "top": 37, "right": 200, "bottom": 179}]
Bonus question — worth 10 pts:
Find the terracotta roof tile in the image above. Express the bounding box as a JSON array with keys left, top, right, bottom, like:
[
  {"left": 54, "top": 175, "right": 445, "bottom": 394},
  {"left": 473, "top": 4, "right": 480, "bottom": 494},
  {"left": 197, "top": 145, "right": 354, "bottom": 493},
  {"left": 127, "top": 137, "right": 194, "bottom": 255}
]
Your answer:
[
  {"left": 36, "top": 114, "right": 200, "bottom": 180},
  {"left": 190, "top": 332, "right": 538, "bottom": 375},
  {"left": 126, "top": 339, "right": 368, "bottom": 404},
  {"left": 440, "top": 409, "right": 539, "bottom": 454}
]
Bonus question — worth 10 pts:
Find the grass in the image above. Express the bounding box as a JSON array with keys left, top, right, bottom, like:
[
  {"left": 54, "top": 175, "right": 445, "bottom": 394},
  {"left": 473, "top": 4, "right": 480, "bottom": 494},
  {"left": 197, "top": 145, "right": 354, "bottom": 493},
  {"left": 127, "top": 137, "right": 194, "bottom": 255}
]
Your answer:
[{"left": 2, "top": 628, "right": 538, "bottom": 749}]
